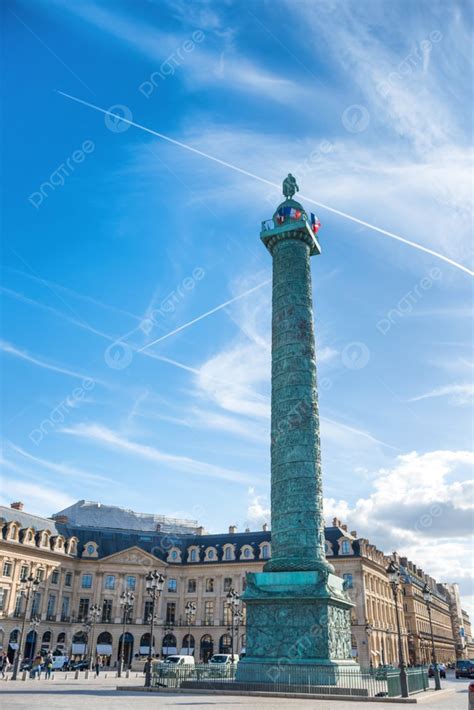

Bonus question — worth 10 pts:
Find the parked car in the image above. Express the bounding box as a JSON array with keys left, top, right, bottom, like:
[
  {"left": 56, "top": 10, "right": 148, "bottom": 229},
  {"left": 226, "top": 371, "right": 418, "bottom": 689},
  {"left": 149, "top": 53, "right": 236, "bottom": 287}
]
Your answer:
[
  {"left": 428, "top": 663, "right": 446, "bottom": 679},
  {"left": 69, "top": 660, "right": 90, "bottom": 671},
  {"left": 455, "top": 660, "right": 474, "bottom": 679},
  {"left": 208, "top": 654, "right": 239, "bottom": 677}
]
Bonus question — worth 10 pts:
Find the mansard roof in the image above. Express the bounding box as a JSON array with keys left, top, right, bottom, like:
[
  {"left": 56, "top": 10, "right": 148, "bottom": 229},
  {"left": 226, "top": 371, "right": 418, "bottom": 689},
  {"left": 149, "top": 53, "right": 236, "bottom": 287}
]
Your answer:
[{"left": 0, "top": 505, "right": 60, "bottom": 535}]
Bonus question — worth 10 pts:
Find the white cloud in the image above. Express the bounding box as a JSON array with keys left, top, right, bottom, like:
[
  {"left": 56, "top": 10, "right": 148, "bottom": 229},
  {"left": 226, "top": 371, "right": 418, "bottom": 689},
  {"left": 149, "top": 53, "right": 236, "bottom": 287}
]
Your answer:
[
  {"left": 0, "top": 476, "right": 74, "bottom": 517},
  {"left": 0, "top": 340, "right": 94, "bottom": 382},
  {"left": 7, "top": 443, "right": 112, "bottom": 484},
  {"left": 62, "top": 422, "right": 255, "bottom": 484},
  {"left": 323, "top": 450, "right": 474, "bottom": 609},
  {"left": 245, "top": 487, "right": 270, "bottom": 527},
  {"left": 409, "top": 383, "right": 473, "bottom": 406},
  {"left": 48, "top": 0, "right": 306, "bottom": 105}
]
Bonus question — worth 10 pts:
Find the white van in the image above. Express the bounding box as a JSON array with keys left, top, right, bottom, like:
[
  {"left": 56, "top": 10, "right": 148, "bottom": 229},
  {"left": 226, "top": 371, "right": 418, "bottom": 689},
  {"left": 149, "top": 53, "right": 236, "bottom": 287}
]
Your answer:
[
  {"left": 162, "top": 655, "right": 195, "bottom": 676},
  {"left": 51, "top": 655, "right": 69, "bottom": 671}
]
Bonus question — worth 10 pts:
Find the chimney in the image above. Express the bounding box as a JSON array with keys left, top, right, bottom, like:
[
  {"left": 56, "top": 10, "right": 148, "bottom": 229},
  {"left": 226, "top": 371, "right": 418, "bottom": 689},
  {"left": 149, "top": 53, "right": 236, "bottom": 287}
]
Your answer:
[
  {"left": 332, "top": 517, "right": 338, "bottom": 527},
  {"left": 10, "top": 502, "right": 24, "bottom": 511},
  {"left": 54, "top": 515, "right": 69, "bottom": 524},
  {"left": 245, "top": 527, "right": 250, "bottom": 533},
  {"left": 196, "top": 526, "right": 204, "bottom": 536},
  {"left": 262, "top": 523, "right": 268, "bottom": 532},
  {"left": 341, "top": 524, "right": 348, "bottom": 532},
  {"left": 155, "top": 523, "right": 162, "bottom": 532},
  {"left": 350, "top": 530, "right": 357, "bottom": 538},
  {"left": 229, "top": 525, "right": 237, "bottom": 534}
]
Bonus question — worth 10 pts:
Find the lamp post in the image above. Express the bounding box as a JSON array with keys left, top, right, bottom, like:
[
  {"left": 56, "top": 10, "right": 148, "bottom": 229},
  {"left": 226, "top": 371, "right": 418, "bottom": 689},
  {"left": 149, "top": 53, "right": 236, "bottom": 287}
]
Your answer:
[
  {"left": 11, "top": 574, "right": 40, "bottom": 680},
  {"left": 86, "top": 604, "right": 101, "bottom": 670},
  {"left": 184, "top": 601, "right": 196, "bottom": 657},
  {"left": 28, "top": 616, "right": 41, "bottom": 661},
  {"left": 422, "top": 583, "right": 441, "bottom": 690},
  {"left": 386, "top": 560, "right": 409, "bottom": 698},
  {"left": 118, "top": 591, "right": 135, "bottom": 677},
  {"left": 365, "top": 623, "right": 373, "bottom": 668},
  {"left": 225, "top": 588, "right": 241, "bottom": 661},
  {"left": 144, "top": 571, "right": 165, "bottom": 687}
]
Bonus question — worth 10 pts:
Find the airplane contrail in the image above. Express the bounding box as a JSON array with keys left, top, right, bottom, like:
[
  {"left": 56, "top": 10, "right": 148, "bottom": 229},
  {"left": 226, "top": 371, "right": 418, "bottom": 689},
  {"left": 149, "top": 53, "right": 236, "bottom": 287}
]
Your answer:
[
  {"left": 137, "top": 279, "right": 271, "bottom": 351},
  {"left": 57, "top": 91, "right": 474, "bottom": 277}
]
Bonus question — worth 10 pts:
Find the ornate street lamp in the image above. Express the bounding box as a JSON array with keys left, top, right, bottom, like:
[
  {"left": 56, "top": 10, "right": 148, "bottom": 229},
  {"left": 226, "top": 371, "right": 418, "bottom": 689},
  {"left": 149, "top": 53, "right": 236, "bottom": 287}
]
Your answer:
[
  {"left": 11, "top": 574, "right": 40, "bottom": 680},
  {"left": 118, "top": 591, "right": 135, "bottom": 677},
  {"left": 144, "top": 571, "right": 165, "bottom": 687},
  {"left": 225, "top": 588, "right": 242, "bottom": 662},
  {"left": 86, "top": 604, "right": 101, "bottom": 670},
  {"left": 386, "top": 560, "right": 409, "bottom": 698},
  {"left": 422, "top": 583, "right": 441, "bottom": 690},
  {"left": 184, "top": 601, "right": 196, "bottom": 657}
]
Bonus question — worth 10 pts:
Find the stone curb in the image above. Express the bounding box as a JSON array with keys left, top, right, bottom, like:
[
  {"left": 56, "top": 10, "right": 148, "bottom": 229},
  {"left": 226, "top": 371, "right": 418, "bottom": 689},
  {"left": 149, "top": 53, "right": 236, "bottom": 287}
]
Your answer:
[{"left": 116, "top": 686, "right": 420, "bottom": 702}]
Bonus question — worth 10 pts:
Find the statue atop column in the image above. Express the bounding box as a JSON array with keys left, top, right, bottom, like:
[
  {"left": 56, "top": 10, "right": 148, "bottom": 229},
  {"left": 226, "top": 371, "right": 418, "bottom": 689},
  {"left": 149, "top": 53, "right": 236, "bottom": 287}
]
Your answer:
[{"left": 282, "top": 173, "right": 299, "bottom": 199}]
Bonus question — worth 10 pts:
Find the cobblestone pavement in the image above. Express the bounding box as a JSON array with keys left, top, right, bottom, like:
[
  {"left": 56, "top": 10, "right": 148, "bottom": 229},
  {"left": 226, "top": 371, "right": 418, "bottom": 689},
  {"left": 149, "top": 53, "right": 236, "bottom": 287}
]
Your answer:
[{"left": 0, "top": 674, "right": 468, "bottom": 709}]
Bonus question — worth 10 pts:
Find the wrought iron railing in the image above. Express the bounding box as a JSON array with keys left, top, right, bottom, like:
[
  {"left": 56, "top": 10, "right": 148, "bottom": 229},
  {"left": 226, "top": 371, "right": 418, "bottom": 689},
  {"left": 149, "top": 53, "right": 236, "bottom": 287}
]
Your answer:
[{"left": 150, "top": 663, "right": 430, "bottom": 697}]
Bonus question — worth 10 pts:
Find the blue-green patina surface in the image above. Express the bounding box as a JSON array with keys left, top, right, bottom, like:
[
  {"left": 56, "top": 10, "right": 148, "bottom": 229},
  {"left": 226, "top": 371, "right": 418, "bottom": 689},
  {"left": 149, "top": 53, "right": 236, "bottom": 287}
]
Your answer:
[{"left": 237, "top": 176, "right": 354, "bottom": 681}]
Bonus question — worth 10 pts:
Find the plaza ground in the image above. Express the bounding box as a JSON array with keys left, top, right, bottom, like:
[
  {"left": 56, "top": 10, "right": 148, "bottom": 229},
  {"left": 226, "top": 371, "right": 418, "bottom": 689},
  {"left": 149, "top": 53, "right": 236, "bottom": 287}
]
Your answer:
[{"left": 0, "top": 674, "right": 468, "bottom": 709}]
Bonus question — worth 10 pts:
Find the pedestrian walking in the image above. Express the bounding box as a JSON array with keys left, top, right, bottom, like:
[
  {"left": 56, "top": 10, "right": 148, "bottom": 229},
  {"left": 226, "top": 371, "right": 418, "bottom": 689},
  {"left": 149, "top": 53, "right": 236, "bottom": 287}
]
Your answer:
[
  {"left": 0, "top": 653, "right": 8, "bottom": 678},
  {"left": 45, "top": 653, "right": 53, "bottom": 679},
  {"left": 30, "top": 655, "right": 42, "bottom": 679},
  {"left": 94, "top": 655, "right": 102, "bottom": 677}
]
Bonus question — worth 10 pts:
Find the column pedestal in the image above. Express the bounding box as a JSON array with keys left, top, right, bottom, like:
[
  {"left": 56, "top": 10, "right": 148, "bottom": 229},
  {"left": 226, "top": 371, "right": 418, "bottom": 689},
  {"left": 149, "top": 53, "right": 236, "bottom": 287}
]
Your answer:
[{"left": 237, "top": 569, "right": 356, "bottom": 683}]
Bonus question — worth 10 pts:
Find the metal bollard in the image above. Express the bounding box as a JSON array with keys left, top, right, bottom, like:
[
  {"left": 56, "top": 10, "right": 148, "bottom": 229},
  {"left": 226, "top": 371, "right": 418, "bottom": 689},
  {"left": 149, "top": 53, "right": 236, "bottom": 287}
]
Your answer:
[
  {"left": 75, "top": 670, "right": 79, "bottom": 679},
  {"left": 22, "top": 671, "right": 27, "bottom": 681},
  {"left": 126, "top": 670, "right": 130, "bottom": 678}
]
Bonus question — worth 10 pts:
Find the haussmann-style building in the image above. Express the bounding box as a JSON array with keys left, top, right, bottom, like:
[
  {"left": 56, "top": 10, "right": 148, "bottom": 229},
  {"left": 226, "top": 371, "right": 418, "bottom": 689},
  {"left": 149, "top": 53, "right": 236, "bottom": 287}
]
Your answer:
[{"left": 0, "top": 500, "right": 470, "bottom": 668}]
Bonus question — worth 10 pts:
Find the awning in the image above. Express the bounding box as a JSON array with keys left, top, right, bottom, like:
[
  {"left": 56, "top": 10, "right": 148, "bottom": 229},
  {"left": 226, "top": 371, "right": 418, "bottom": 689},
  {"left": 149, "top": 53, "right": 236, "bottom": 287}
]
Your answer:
[
  {"left": 9, "top": 643, "right": 19, "bottom": 650},
  {"left": 162, "top": 646, "right": 177, "bottom": 654},
  {"left": 72, "top": 643, "right": 86, "bottom": 654},
  {"left": 139, "top": 646, "right": 154, "bottom": 655},
  {"left": 179, "top": 647, "right": 194, "bottom": 655},
  {"left": 96, "top": 644, "right": 112, "bottom": 655}
]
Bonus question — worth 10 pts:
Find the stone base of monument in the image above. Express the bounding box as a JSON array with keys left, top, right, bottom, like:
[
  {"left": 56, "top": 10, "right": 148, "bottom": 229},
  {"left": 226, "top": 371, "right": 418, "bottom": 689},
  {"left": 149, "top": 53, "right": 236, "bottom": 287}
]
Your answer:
[{"left": 235, "top": 568, "right": 357, "bottom": 686}]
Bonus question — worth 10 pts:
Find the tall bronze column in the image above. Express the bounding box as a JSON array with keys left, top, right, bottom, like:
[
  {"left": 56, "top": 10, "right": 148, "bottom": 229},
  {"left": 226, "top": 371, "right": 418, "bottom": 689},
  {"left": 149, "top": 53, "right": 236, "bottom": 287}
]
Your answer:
[{"left": 237, "top": 176, "right": 354, "bottom": 683}]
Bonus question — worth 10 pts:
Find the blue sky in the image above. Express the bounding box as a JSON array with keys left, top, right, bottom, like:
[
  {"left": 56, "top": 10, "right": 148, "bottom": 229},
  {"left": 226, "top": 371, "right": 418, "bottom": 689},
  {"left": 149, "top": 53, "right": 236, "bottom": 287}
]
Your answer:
[{"left": 1, "top": 0, "right": 473, "bottom": 611}]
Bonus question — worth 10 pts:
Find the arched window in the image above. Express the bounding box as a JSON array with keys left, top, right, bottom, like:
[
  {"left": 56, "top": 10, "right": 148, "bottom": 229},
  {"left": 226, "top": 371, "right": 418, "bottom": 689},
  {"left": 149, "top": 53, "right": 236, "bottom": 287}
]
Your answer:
[
  {"left": 243, "top": 546, "right": 253, "bottom": 559},
  {"left": 182, "top": 634, "right": 195, "bottom": 655},
  {"left": 225, "top": 546, "right": 232, "bottom": 560},
  {"left": 200, "top": 634, "right": 213, "bottom": 663},
  {"left": 190, "top": 549, "right": 197, "bottom": 562},
  {"left": 219, "top": 633, "right": 232, "bottom": 654},
  {"left": 97, "top": 631, "right": 112, "bottom": 645},
  {"left": 118, "top": 632, "right": 134, "bottom": 666},
  {"left": 42, "top": 631, "right": 52, "bottom": 643},
  {"left": 140, "top": 633, "right": 155, "bottom": 655},
  {"left": 57, "top": 632, "right": 66, "bottom": 644},
  {"left": 73, "top": 631, "right": 87, "bottom": 643},
  {"left": 162, "top": 633, "right": 177, "bottom": 656},
  {"left": 261, "top": 545, "right": 270, "bottom": 559}
]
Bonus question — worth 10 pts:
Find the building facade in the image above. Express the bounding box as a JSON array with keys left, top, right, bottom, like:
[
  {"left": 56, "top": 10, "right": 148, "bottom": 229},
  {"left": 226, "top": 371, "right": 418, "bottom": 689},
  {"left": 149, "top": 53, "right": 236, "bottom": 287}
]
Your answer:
[{"left": 0, "top": 502, "right": 468, "bottom": 668}]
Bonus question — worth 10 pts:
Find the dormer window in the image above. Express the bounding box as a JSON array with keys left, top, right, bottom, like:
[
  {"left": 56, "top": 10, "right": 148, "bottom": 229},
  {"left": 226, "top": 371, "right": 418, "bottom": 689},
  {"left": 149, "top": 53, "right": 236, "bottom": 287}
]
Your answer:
[
  {"left": 261, "top": 545, "right": 270, "bottom": 559},
  {"left": 204, "top": 547, "right": 217, "bottom": 562},
  {"left": 190, "top": 549, "right": 197, "bottom": 562},
  {"left": 340, "top": 540, "right": 351, "bottom": 555},
  {"left": 325, "top": 541, "right": 333, "bottom": 556},
  {"left": 241, "top": 545, "right": 254, "bottom": 560}
]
